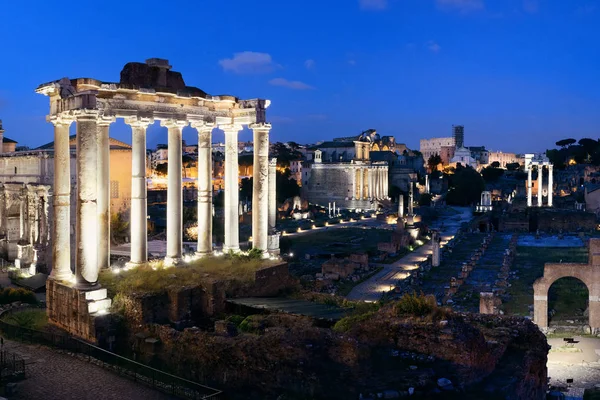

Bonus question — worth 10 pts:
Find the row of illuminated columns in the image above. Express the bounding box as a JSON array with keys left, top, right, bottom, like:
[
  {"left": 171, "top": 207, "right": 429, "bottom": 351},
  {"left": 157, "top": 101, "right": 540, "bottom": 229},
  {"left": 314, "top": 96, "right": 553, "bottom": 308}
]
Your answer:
[
  {"left": 526, "top": 163, "right": 553, "bottom": 207},
  {"left": 353, "top": 166, "right": 388, "bottom": 200},
  {"left": 49, "top": 112, "right": 274, "bottom": 288},
  {"left": 0, "top": 186, "right": 50, "bottom": 249}
]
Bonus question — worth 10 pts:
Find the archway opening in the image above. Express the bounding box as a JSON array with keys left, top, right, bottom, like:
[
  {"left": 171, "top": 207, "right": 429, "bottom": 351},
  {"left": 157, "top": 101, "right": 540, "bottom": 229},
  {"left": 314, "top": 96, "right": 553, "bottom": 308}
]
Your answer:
[{"left": 548, "top": 277, "right": 589, "bottom": 327}]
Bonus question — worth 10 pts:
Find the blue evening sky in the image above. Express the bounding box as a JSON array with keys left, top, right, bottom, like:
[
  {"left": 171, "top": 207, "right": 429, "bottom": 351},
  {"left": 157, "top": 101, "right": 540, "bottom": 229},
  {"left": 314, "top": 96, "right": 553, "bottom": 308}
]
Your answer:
[{"left": 1, "top": 0, "right": 598, "bottom": 153}]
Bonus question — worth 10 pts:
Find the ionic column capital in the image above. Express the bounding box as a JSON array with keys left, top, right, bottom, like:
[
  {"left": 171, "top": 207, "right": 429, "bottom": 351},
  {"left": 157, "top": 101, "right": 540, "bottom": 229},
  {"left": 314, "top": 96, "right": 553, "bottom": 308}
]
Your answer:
[
  {"left": 97, "top": 115, "right": 116, "bottom": 127},
  {"left": 249, "top": 122, "right": 272, "bottom": 131},
  {"left": 269, "top": 158, "right": 278, "bottom": 167},
  {"left": 161, "top": 119, "right": 188, "bottom": 130},
  {"left": 125, "top": 116, "right": 154, "bottom": 129},
  {"left": 71, "top": 109, "right": 101, "bottom": 121},
  {"left": 48, "top": 114, "right": 75, "bottom": 127},
  {"left": 220, "top": 124, "right": 243, "bottom": 133},
  {"left": 190, "top": 121, "right": 216, "bottom": 132}
]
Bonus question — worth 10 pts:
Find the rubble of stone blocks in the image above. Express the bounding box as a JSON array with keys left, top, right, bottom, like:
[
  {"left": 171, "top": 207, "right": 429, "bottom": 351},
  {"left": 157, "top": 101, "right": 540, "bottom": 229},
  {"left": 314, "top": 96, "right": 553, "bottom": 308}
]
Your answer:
[{"left": 443, "top": 233, "right": 494, "bottom": 304}]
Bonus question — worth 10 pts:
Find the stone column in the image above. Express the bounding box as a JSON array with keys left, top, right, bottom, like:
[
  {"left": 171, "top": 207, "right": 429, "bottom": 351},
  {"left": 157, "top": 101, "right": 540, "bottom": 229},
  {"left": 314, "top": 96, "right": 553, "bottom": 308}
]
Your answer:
[
  {"left": 96, "top": 116, "right": 114, "bottom": 271},
  {"left": 251, "top": 123, "right": 271, "bottom": 252},
  {"left": 358, "top": 168, "right": 364, "bottom": 200},
  {"left": 75, "top": 111, "right": 100, "bottom": 287},
  {"left": 548, "top": 164, "right": 553, "bottom": 207},
  {"left": 398, "top": 195, "right": 404, "bottom": 217},
  {"left": 409, "top": 182, "right": 414, "bottom": 215},
  {"left": 432, "top": 230, "right": 440, "bottom": 267},
  {"left": 162, "top": 119, "right": 187, "bottom": 265},
  {"left": 127, "top": 117, "right": 153, "bottom": 265},
  {"left": 222, "top": 124, "right": 243, "bottom": 252},
  {"left": 268, "top": 158, "right": 277, "bottom": 231},
  {"left": 425, "top": 174, "right": 429, "bottom": 193},
  {"left": 351, "top": 168, "right": 357, "bottom": 200},
  {"left": 537, "top": 165, "right": 543, "bottom": 207},
  {"left": 50, "top": 115, "right": 74, "bottom": 281},
  {"left": 384, "top": 166, "right": 389, "bottom": 198},
  {"left": 0, "top": 186, "right": 5, "bottom": 238},
  {"left": 193, "top": 122, "right": 215, "bottom": 257},
  {"left": 527, "top": 167, "right": 532, "bottom": 207},
  {"left": 19, "top": 188, "right": 28, "bottom": 242}
]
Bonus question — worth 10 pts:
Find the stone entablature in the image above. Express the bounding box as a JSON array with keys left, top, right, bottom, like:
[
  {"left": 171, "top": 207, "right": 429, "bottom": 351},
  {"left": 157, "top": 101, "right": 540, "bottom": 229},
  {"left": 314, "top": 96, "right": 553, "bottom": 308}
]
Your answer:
[{"left": 38, "top": 58, "right": 278, "bottom": 342}]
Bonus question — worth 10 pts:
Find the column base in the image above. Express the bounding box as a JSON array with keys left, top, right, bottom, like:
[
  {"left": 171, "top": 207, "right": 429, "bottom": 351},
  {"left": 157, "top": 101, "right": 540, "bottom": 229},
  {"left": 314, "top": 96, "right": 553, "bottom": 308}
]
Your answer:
[
  {"left": 164, "top": 256, "right": 183, "bottom": 267},
  {"left": 74, "top": 281, "right": 102, "bottom": 291},
  {"left": 268, "top": 233, "right": 280, "bottom": 257},
  {"left": 222, "top": 246, "right": 240, "bottom": 254},
  {"left": 125, "top": 260, "right": 147, "bottom": 269},
  {"left": 195, "top": 251, "right": 213, "bottom": 258},
  {"left": 46, "top": 278, "right": 112, "bottom": 344}
]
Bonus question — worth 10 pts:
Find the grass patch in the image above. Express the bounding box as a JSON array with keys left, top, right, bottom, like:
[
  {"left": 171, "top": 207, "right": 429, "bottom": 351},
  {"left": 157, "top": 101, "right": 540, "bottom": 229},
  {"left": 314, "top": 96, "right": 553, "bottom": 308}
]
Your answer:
[
  {"left": 503, "top": 246, "right": 588, "bottom": 317},
  {"left": 393, "top": 292, "right": 449, "bottom": 320},
  {"left": 549, "top": 345, "right": 582, "bottom": 353},
  {"left": 99, "top": 256, "right": 279, "bottom": 297},
  {"left": 2, "top": 309, "right": 47, "bottom": 330}
]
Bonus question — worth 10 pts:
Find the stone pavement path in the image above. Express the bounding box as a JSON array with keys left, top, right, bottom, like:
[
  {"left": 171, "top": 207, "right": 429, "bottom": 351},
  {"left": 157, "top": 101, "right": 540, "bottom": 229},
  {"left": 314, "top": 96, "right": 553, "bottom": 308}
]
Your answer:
[
  {"left": 547, "top": 336, "right": 600, "bottom": 398},
  {"left": 4, "top": 339, "right": 174, "bottom": 400},
  {"left": 347, "top": 207, "right": 473, "bottom": 302}
]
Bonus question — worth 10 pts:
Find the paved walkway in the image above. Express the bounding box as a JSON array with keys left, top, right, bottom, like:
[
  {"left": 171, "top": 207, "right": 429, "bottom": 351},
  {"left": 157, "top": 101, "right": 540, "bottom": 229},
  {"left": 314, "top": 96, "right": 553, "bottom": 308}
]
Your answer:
[
  {"left": 346, "top": 207, "right": 473, "bottom": 302},
  {"left": 4, "top": 340, "right": 174, "bottom": 400},
  {"left": 547, "top": 336, "right": 600, "bottom": 398}
]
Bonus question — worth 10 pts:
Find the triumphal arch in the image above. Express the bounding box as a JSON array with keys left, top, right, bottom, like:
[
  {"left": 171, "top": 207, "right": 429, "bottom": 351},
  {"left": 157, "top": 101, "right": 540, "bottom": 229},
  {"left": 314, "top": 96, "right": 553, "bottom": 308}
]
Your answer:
[
  {"left": 533, "top": 238, "right": 600, "bottom": 332},
  {"left": 36, "top": 58, "right": 277, "bottom": 340}
]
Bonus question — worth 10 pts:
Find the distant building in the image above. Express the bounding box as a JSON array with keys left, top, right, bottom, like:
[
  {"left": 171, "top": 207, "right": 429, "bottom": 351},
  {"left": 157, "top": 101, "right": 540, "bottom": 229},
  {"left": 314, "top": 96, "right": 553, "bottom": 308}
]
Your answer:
[
  {"left": 301, "top": 130, "right": 391, "bottom": 210},
  {"left": 420, "top": 137, "right": 455, "bottom": 162},
  {"left": 290, "top": 159, "right": 303, "bottom": 187},
  {"left": 450, "top": 146, "right": 477, "bottom": 168},
  {"left": 487, "top": 151, "right": 521, "bottom": 168},
  {"left": 452, "top": 125, "right": 464, "bottom": 148}
]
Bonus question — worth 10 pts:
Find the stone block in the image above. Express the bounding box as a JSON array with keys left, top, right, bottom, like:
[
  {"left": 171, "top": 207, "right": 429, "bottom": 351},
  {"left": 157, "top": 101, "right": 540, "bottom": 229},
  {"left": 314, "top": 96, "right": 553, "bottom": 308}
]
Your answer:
[
  {"left": 87, "top": 298, "right": 112, "bottom": 314},
  {"left": 85, "top": 288, "right": 108, "bottom": 301}
]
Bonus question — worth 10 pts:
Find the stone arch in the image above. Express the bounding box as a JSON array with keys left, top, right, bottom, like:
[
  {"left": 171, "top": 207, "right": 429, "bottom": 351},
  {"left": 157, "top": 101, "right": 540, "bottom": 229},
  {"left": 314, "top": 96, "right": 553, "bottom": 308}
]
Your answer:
[{"left": 533, "top": 263, "right": 600, "bottom": 332}]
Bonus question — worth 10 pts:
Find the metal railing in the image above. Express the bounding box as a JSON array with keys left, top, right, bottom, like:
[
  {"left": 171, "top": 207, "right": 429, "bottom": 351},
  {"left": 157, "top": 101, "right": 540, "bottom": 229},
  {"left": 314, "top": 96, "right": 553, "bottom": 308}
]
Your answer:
[
  {"left": 0, "top": 349, "right": 25, "bottom": 381},
  {"left": 0, "top": 310, "right": 222, "bottom": 399}
]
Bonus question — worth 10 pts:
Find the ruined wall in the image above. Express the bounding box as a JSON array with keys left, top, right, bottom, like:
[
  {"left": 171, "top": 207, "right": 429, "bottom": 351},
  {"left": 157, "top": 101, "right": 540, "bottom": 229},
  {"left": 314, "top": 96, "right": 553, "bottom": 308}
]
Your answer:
[
  {"left": 118, "top": 281, "right": 226, "bottom": 326},
  {"left": 46, "top": 279, "right": 110, "bottom": 343},
  {"left": 138, "top": 310, "right": 548, "bottom": 400}
]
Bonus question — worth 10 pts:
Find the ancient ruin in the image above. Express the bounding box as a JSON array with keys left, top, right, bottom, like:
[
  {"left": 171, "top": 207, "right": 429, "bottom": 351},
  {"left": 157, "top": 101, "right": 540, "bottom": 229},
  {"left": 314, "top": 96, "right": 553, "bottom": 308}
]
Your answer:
[
  {"left": 533, "top": 238, "right": 600, "bottom": 332},
  {"left": 0, "top": 183, "right": 51, "bottom": 273},
  {"left": 37, "top": 58, "right": 278, "bottom": 340},
  {"left": 525, "top": 153, "right": 553, "bottom": 207}
]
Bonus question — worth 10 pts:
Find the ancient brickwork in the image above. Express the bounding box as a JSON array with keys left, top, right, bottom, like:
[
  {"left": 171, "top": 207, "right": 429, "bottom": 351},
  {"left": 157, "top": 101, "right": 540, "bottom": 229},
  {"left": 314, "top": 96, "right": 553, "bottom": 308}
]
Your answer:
[{"left": 46, "top": 279, "right": 111, "bottom": 343}]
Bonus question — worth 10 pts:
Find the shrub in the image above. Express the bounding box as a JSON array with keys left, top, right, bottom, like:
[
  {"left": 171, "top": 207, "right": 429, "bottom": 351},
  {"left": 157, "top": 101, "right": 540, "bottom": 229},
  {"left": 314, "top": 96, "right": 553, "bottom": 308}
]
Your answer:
[
  {"left": 3, "top": 309, "right": 47, "bottom": 330},
  {"left": 393, "top": 292, "right": 438, "bottom": 317},
  {"left": 226, "top": 314, "right": 246, "bottom": 326},
  {"left": 0, "top": 287, "right": 38, "bottom": 305},
  {"left": 333, "top": 311, "right": 376, "bottom": 333}
]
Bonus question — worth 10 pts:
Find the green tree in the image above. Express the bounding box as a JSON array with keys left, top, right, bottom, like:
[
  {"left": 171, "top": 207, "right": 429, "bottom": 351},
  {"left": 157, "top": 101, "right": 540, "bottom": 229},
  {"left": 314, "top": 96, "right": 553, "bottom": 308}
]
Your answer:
[
  {"left": 556, "top": 138, "right": 577, "bottom": 148},
  {"left": 506, "top": 162, "right": 521, "bottom": 171},
  {"left": 481, "top": 165, "right": 504, "bottom": 183},
  {"left": 240, "top": 177, "right": 253, "bottom": 201},
  {"left": 182, "top": 155, "right": 194, "bottom": 178},
  {"left": 155, "top": 163, "right": 168, "bottom": 176},
  {"left": 271, "top": 142, "right": 303, "bottom": 168},
  {"left": 427, "top": 154, "right": 442, "bottom": 172},
  {"left": 446, "top": 166, "right": 484, "bottom": 206},
  {"left": 276, "top": 169, "right": 300, "bottom": 203}
]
